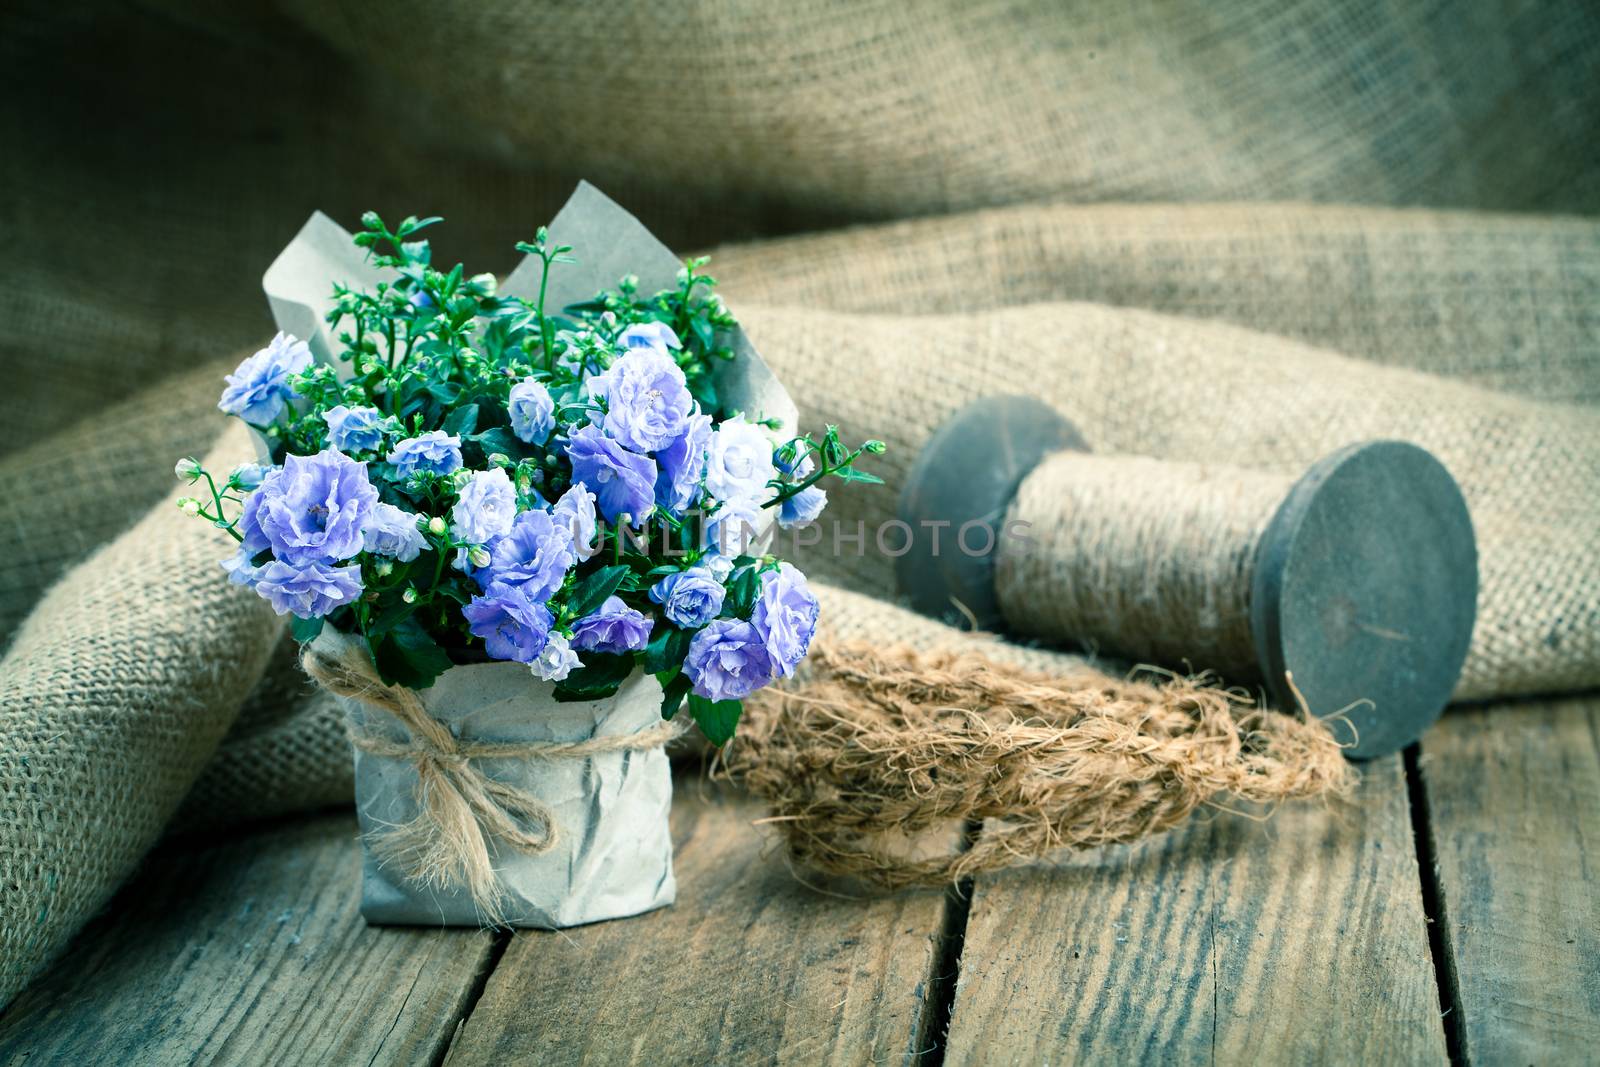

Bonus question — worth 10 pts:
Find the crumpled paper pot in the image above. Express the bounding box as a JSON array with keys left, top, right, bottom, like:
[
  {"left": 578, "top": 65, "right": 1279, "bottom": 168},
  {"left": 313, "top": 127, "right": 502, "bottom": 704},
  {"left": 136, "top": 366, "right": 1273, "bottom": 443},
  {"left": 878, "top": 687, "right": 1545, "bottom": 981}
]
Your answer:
[{"left": 315, "top": 630, "right": 677, "bottom": 928}]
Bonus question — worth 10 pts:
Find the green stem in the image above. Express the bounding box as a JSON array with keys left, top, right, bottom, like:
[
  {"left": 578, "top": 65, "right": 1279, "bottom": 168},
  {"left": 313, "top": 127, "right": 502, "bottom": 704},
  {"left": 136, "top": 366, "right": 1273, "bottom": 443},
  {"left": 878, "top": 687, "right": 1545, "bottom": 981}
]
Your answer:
[
  {"left": 198, "top": 470, "right": 244, "bottom": 541},
  {"left": 537, "top": 253, "right": 555, "bottom": 372},
  {"left": 762, "top": 445, "right": 865, "bottom": 507}
]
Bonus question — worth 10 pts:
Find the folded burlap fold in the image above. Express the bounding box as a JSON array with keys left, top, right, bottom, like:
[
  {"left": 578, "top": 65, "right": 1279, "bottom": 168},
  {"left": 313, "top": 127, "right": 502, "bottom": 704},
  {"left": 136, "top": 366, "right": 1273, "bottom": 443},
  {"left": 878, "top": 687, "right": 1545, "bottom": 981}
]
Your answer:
[{"left": 0, "top": 422, "right": 280, "bottom": 1010}]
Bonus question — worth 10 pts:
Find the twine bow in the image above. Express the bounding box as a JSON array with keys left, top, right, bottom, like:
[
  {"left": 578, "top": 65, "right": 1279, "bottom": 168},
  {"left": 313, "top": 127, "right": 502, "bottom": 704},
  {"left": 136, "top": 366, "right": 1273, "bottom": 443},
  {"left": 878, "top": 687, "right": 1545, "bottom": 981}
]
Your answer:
[{"left": 302, "top": 642, "right": 688, "bottom": 921}]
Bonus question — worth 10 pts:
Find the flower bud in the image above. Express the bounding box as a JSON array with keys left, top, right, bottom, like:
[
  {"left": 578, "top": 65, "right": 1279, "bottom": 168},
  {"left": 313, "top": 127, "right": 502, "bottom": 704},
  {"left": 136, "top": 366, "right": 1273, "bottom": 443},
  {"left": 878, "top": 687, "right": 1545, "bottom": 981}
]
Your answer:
[
  {"left": 599, "top": 311, "right": 617, "bottom": 329},
  {"left": 176, "top": 497, "right": 201, "bottom": 517},
  {"left": 373, "top": 559, "right": 394, "bottom": 577},
  {"left": 360, "top": 210, "right": 382, "bottom": 230},
  {"left": 229, "top": 463, "right": 268, "bottom": 490},
  {"left": 427, "top": 517, "right": 447, "bottom": 536},
  {"left": 488, "top": 453, "right": 511, "bottom": 468},
  {"left": 470, "top": 273, "right": 497, "bottom": 295},
  {"left": 450, "top": 469, "right": 472, "bottom": 490},
  {"left": 469, "top": 546, "right": 492, "bottom": 569},
  {"left": 174, "top": 457, "right": 202, "bottom": 482},
  {"left": 402, "top": 588, "right": 418, "bottom": 604}
]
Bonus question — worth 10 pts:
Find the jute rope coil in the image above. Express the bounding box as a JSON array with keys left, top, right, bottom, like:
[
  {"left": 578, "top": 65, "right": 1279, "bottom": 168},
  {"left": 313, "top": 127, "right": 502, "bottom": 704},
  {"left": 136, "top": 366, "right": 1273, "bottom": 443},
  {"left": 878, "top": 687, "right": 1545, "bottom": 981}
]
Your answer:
[
  {"left": 301, "top": 642, "right": 688, "bottom": 919},
  {"left": 996, "top": 453, "right": 1293, "bottom": 675},
  {"left": 726, "top": 640, "right": 1353, "bottom": 889}
]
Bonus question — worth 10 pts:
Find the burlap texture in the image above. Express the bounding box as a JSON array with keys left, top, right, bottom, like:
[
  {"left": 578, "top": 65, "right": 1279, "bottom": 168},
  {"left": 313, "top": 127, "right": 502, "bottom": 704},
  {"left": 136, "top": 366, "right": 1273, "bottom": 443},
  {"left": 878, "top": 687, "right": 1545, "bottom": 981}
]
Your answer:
[
  {"left": 262, "top": 0, "right": 1600, "bottom": 217},
  {"left": 712, "top": 203, "right": 1600, "bottom": 406},
  {"left": 2, "top": 0, "right": 1598, "bottom": 1013},
  {"left": 0, "top": 423, "right": 281, "bottom": 1008}
]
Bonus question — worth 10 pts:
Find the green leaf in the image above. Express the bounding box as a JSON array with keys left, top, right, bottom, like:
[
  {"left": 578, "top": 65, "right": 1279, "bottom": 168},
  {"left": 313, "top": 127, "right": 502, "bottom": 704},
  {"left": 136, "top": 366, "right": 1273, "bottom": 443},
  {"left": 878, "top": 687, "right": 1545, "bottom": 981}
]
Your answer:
[
  {"left": 373, "top": 618, "right": 454, "bottom": 689},
  {"left": 441, "top": 403, "right": 480, "bottom": 438},
  {"left": 688, "top": 693, "right": 743, "bottom": 746},
  {"left": 552, "top": 652, "right": 636, "bottom": 702},
  {"left": 657, "top": 670, "right": 692, "bottom": 719},
  {"left": 566, "top": 564, "right": 630, "bottom": 619},
  {"left": 642, "top": 624, "right": 693, "bottom": 675},
  {"left": 687, "top": 373, "right": 718, "bottom": 414},
  {"left": 470, "top": 425, "right": 530, "bottom": 461},
  {"left": 289, "top": 615, "right": 324, "bottom": 643},
  {"left": 426, "top": 380, "right": 463, "bottom": 405},
  {"left": 364, "top": 592, "right": 414, "bottom": 639},
  {"left": 688, "top": 316, "right": 714, "bottom": 353},
  {"left": 833, "top": 467, "right": 885, "bottom": 485},
  {"left": 722, "top": 566, "right": 763, "bottom": 619}
]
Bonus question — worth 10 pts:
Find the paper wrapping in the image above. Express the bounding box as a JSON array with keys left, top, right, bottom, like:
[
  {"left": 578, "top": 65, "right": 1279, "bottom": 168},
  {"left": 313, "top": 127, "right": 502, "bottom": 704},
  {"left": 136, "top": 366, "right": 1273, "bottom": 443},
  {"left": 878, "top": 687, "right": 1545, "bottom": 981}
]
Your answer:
[{"left": 315, "top": 631, "right": 677, "bottom": 928}]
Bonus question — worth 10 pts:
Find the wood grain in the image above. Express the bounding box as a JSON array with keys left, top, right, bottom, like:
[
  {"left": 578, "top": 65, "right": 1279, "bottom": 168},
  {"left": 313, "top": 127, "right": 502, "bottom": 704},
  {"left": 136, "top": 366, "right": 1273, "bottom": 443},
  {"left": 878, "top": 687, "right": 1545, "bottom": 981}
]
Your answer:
[
  {"left": 443, "top": 777, "right": 951, "bottom": 1066},
  {"left": 1419, "top": 696, "right": 1600, "bottom": 1063},
  {"left": 0, "top": 814, "right": 494, "bottom": 1066},
  {"left": 940, "top": 755, "right": 1448, "bottom": 1065}
]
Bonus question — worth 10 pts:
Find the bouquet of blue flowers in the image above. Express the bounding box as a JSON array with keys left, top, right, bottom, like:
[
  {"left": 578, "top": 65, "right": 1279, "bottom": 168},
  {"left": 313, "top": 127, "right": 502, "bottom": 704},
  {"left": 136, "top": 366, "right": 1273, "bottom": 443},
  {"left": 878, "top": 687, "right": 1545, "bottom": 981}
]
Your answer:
[{"left": 177, "top": 206, "right": 880, "bottom": 749}]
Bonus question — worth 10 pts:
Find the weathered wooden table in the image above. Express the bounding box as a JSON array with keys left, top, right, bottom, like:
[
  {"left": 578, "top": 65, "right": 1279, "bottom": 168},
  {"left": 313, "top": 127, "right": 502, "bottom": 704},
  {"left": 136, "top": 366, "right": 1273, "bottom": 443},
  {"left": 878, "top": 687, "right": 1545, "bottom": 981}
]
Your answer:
[{"left": 1, "top": 697, "right": 1595, "bottom": 1065}]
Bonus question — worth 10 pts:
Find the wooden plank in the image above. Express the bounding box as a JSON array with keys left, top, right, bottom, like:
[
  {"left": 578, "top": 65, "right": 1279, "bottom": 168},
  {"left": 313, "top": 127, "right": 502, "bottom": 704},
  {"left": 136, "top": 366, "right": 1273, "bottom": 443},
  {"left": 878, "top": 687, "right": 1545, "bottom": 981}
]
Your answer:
[
  {"left": 1418, "top": 696, "right": 1600, "bottom": 1063},
  {"left": 941, "top": 755, "right": 1448, "bottom": 1064},
  {"left": 0, "top": 814, "right": 494, "bottom": 1065},
  {"left": 444, "top": 778, "right": 951, "bottom": 1065}
]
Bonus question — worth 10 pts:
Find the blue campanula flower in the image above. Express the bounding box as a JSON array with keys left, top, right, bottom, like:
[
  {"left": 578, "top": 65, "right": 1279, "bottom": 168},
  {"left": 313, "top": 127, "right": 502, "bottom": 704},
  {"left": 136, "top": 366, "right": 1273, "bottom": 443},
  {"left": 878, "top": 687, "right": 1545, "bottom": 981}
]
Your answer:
[
  {"left": 484, "top": 508, "right": 574, "bottom": 601},
  {"left": 552, "top": 484, "right": 601, "bottom": 560},
  {"left": 778, "top": 486, "right": 827, "bottom": 528},
  {"left": 617, "top": 320, "right": 681, "bottom": 355},
  {"left": 254, "top": 560, "right": 363, "bottom": 619},
  {"left": 229, "top": 463, "right": 272, "bottom": 491},
  {"left": 362, "top": 502, "right": 427, "bottom": 562},
  {"left": 649, "top": 568, "right": 726, "bottom": 629},
  {"left": 655, "top": 411, "right": 711, "bottom": 515},
  {"left": 530, "top": 631, "right": 581, "bottom": 682},
  {"left": 586, "top": 350, "right": 693, "bottom": 453},
  {"left": 388, "top": 431, "right": 462, "bottom": 478},
  {"left": 704, "top": 416, "right": 778, "bottom": 505},
  {"left": 220, "top": 548, "right": 264, "bottom": 589},
  {"left": 323, "top": 404, "right": 388, "bottom": 453},
  {"left": 703, "top": 498, "right": 766, "bottom": 559},
  {"left": 508, "top": 379, "right": 556, "bottom": 444},
  {"left": 451, "top": 468, "right": 518, "bottom": 548},
  {"left": 463, "top": 584, "right": 554, "bottom": 663},
  {"left": 249, "top": 449, "right": 377, "bottom": 566},
  {"left": 565, "top": 423, "right": 657, "bottom": 523},
  {"left": 683, "top": 618, "right": 773, "bottom": 702},
  {"left": 218, "top": 332, "right": 312, "bottom": 426},
  {"left": 570, "top": 595, "right": 654, "bottom": 654},
  {"left": 750, "top": 562, "right": 820, "bottom": 678}
]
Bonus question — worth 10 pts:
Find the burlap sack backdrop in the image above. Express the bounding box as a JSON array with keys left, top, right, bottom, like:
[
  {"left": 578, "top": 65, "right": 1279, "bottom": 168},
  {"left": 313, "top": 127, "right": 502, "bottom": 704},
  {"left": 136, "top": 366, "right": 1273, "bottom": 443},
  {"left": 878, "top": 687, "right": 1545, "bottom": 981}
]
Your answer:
[{"left": 2, "top": 0, "right": 1597, "bottom": 1010}]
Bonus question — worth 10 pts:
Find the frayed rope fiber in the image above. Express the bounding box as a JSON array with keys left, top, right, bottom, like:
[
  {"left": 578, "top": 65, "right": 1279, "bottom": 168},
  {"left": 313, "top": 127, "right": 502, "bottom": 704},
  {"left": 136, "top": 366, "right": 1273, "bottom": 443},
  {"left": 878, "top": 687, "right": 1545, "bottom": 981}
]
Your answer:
[
  {"left": 301, "top": 642, "right": 688, "bottom": 920},
  {"left": 723, "top": 640, "right": 1355, "bottom": 889}
]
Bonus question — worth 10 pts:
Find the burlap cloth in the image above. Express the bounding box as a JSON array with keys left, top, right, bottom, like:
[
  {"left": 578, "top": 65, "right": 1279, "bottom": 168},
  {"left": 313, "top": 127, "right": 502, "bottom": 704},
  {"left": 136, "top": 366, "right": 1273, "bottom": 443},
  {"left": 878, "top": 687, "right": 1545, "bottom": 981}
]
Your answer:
[{"left": 2, "top": 0, "right": 1597, "bottom": 1009}]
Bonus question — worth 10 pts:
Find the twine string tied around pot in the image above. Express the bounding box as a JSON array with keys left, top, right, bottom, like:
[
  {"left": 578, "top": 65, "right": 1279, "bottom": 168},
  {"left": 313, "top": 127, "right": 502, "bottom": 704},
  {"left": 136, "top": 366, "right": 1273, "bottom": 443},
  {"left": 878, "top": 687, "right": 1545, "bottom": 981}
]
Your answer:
[{"left": 301, "top": 642, "right": 688, "bottom": 921}]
